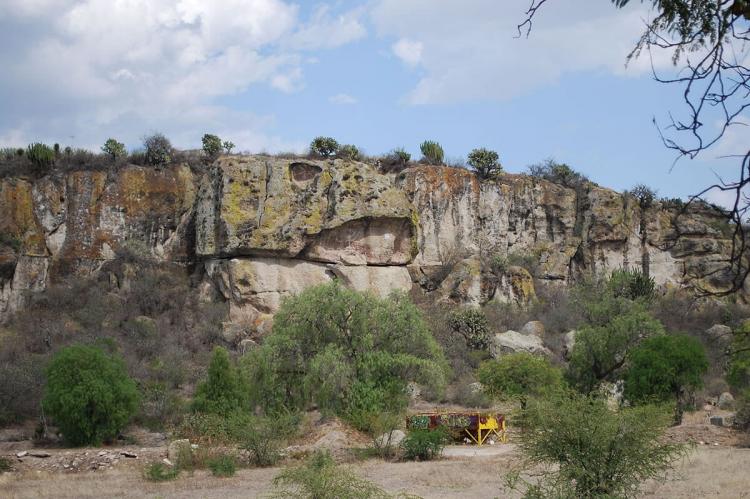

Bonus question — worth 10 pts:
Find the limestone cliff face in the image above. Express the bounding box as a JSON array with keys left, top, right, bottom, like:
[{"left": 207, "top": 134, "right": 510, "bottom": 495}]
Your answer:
[{"left": 0, "top": 156, "right": 742, "bottom": 334}]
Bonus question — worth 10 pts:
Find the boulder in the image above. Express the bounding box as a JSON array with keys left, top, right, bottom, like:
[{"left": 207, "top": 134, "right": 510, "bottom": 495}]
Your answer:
[
  {"left": 520, "top": 321, "right": 545, "bottom": 337},
  {"left": 468, "top": 382, "right": 484, "bottom": 394},
  {"left": 718, "top": 392, "right": 735, "bottom": 409},
  {"left": 490, "top": 330, "right": 551, "bottom": 358},
  {"left": 563, "top": 330, "right": 577, "bottom": 359},
  {"left": 375, "top": 430, "right": 406, "bottom": 448},
  {"left": 710, "top": 414, "right": 735, "bottom": 427},
  {"left": 406, "top": 382, "right": 421, "bottom": 401},
  {"left": 705, "top": 324, "right": 732, "bottom": 343}
]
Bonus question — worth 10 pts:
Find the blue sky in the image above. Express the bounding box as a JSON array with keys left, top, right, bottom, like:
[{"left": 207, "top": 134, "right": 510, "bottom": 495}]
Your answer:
[{"left": 0, "top": 0, "right": 745, "bottom": 205}]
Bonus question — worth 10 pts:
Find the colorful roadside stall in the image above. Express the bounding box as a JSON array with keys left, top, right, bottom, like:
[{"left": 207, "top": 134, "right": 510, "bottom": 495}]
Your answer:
[{"left": 406, "top": 412, "right": 507, "bottom": 446}]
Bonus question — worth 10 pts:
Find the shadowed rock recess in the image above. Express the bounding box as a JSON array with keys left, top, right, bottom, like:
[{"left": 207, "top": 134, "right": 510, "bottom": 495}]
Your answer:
[{"left": 0, "top": 156, "right": 745, "bottom": 335}]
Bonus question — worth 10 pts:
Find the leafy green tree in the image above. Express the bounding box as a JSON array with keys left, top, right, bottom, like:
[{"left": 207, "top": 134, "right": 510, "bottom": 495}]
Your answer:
[
  {"left": 201, "top": 133, "right": 223, "bottom": 159},
  {"left": 477, "top": 353, "right": 564, "bottom": 408},
  {"left": 448, "top": 308, "right": 490, "bottom": 350},
  {"left": 310, "top": 136, "right": 339, "bottom": 158},
  {"left": 608, "top": 268, "right": 655, "bottom": 302},
  {"left": 101, "top": 138, "right": 126, "bottom": 161},
  {"left": 509, "top": 391, "right": 687, "bottom": 499},
  {"left": 43, "top": 345, "right": 139, "bottom": 446},
  {"left": 222, "top": 140, "right": 235, "bottom": 154},
  {"left": 467, "top": 147, "right": 502, "bottom": 178},
  {"left": 337, "top": 144, "right": 361, "bottom": 161},
  {"left": 243, "top": 283, "right": 447, "bottom": 425},
  {"left": 192, "top": 346, "right": 249, "bottom": 414},
  {"left": 419, "top": 140, "right": 444, "bottom": 165},
  {"left": 624, "top": 335, "right": 708, "bottom": 423},
  {"left": 566, "top": 308, "right": 665, "bottom": 394}
]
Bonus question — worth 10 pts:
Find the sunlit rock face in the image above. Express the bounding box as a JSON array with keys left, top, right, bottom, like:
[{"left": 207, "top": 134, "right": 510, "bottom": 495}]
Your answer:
[{"left": 0, "top": 156, "right": 743, "bottom": 332}]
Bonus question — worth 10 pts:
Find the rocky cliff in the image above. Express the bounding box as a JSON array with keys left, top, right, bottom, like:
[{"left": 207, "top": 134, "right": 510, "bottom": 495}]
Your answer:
[{"left": 0, "top": 156, "right": 741, "bottom": 336}]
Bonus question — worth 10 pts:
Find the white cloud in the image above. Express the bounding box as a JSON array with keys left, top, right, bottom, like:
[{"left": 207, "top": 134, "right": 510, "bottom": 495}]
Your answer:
[
  {"left": 371, "top": 0, "right": 675, "bottom": 105},
  {"left": 0, "top": 1, "right": 366, "bottom": 152},
  {"left": 392, "top": 38, "right": 423, "bottom": 67},
  {"left": 329, "top": 93, "right": 358, "bottom": 105}
]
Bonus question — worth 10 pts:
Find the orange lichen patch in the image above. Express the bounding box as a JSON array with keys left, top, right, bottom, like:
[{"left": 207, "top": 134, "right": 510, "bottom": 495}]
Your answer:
[
  {"left": 0, "top": 178, "right": 47, "bottom": 256},
  {"left": 406, "top": 165, "right": 479, "bottom": 199}
]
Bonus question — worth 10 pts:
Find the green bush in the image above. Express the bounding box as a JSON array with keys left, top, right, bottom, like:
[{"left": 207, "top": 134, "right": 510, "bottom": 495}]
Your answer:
[
  {"left": 467, "top": 148, "right": 502, "bottom": 178},
  {"left": 391, "top": 148, "right": 411, "bottom": 164},
  {"left": 478, "top": 353, "right": 564, "bottom": 408},
  {"left": 270, "top": 450, "right": 393, "bottom": 499},
  {"left": 236, "top": 415, "right": 286, "bottom": 467},
  {"left": 223, "top": 140, "right": 235, "bottom": 154},
  {"left": 419, "top": 140, "right": 444, "bottom": 165},
  {"left": 201, "top": 134, "right": 223, "bottom": 159},
  {"left": 624, "top": 334, "right": 708, "bottom": 423},
  {"left": 207, "top": 454, "right": 236, "bottom": 477},
  {"left": 243, "top": 283, "right": 448, "bottom": 425},
  {"left": 728, "top": 321, "right": 750, "bottom": 391},
  {"left": 144, "top": 462, "right": 180, "bottom": 481},
  {"left": 26, "top": 143, "right": 55, "bottom": 172},
  {"left": 401, "top": 427, "right": 447, "bottom": 461},
  {"left": 608, "top": 268, "right": 655, "bottom": 302},
  {"left": 337, "top": 144, "right": 361, "bottom": 161},
  {"left": 448, "top": 308, "right": 490, "bottom": 350},
  {"left": 43, "top": 344, "right": 139, "bottom": 446},
  {"left": 0, "top": 456, "right": 11, "bottom": 473},
  {"left": 192, "top": 346, "right": 249, "bottom": 415},
  {"left": 508, "top": 391, "right": 687, "bottom": 498},
  {"left": 101, "top": 138, "right": 126, "bottom": 161},
  {"left": 310, "top": 136, "right": 339, "bottom": 158},
  {"left": 143, "top": 133, "right": 173, "bottom": 166},
  {"left": 528, "top": 158, "right": 590, "bottom": 189},
  {"left": 566, "top": 309, "right": 665, "bottom": 394}
]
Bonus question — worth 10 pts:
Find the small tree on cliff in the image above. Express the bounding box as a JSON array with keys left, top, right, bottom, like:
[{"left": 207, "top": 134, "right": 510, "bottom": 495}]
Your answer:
[
  {"left": 467, "top": 148, "right": 502, "bottom": 179},
  {"left": 201, "top": 134, "right": 223, "bottom": 160},
  {"left": 101, "top": 138, "right": 126, "bottom": 161},
  {"left": 310, "top": 137, "right": 339, "bottom": 158}
]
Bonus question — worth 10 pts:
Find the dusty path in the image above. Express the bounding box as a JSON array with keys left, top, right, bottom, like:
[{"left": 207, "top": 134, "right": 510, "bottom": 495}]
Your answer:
[{"left": 2, "top": 445, "right": 749, "bottom": 498}]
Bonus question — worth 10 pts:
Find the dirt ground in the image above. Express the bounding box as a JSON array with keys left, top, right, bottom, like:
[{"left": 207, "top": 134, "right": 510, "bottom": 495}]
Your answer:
[{"left": 1, "top": 409, "right": 749, "bottom": 499}]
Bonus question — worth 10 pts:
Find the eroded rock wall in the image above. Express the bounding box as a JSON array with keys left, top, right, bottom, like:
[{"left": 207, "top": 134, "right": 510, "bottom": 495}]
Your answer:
[{"left": 0, "top": 156, "right": 743, "bottom": 336}]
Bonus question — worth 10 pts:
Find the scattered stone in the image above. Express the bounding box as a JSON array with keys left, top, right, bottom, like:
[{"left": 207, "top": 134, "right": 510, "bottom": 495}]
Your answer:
[
  {"left": 167, "top": 439, "right": 191, "bottom": 462},
  {"left": 162, "top": 458, "right": 173, "bottom": 467},
  {"left": 563, "top": 330, "right": 577, "bottom": 359},
  {"left": 238, "top": 338, "right": 257, "bottom": 354},
  {"left": 705, "top": 324, "right": 732, "bottom": 343},
  {"left": 29, "top": 451, "right": 51, "bottom": 458},
  {"left": 98, "top": 451, "right": 107, "bottom": 457},
  {"left": 16, "top": 451, "right": 28, "bottom": 458},
  {"left": 718, "top": 392, "right": 735, "bottom": 409},
  {"left": 520, "top": 321, "right": 545, "bottom": 337},
  {"left": 709, "top": 414, "right": 735, "bottom": 427},
  {"left": 490, "top": 330, "right": 551, "bottom": 357},
  {"left": 468, "top": 382, "right": 484, "bottom": 394},
  {"left": 120, "top": 451, "right": 137, "bottom": 458},
  {"left": 406, "top": 382, "right": 421, "bottom": 400}
]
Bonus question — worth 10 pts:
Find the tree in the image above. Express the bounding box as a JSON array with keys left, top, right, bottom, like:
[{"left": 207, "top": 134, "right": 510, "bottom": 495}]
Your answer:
[
  {"left": 223, "top": 140, "right": 235, "bottom": 154},
  {"left": 519, "top": 0, "right": 750, "bottom": 295},
  {"left": 527, "top": 158, "right": 589, "bottom": 189},
  {"left": 201, "top": 133, "right": 223, "bottom": 159},
  {"left": 467, "top": 147, "right": 502, "bottom": 178},
  {"left": 143, "top": 133, "right": 173, "bottom": 166},
  {"left": 193, "top": 346, "right": 249, "bottom": 414},
  {"left": 42, "top": 345, "right": 139, "bottom": 446},
  {"left": 624, "top": 334, "right": 708, "bottom": 423},
  {"left": 337, "top": 144, "right": 361, "bottom": 161},
  {"left": 101, "top": 138, "right": 126, "bottom": 161},
  {"left": 243, "top": 283, "right": 447, "bottom": 426},
  {"left": 477, "top": 353, "right": 564, "bottom": 408},
  {"left": 567, "top": 308, "right": 665, "bottom": 394},
  {"left": 508, "top": 391, "right": 687, "bottom": 499},
  {"left": 310, "top": 136, "right": 339, "bottom": 158},
  {"left": 448, "top": 308, "right": 490, "bottom": 349},
  {"left": 420, "top": 140, "right": 444, "bottom": 165}
]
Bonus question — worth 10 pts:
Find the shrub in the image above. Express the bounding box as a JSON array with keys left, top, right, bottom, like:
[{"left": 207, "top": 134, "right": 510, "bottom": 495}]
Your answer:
[
  {"left": 728, "top": 321, "right": 750, "bottom": 391},
  {"left": 735, "top": 390, "right": 750, "bottom": 431},
  {"left": 101, "top": 138, "right": 126, "bottom": 160},
  {"left": 223, "top": 140, "right": 235, "bottom": 154},
  {"left": 192, "top": 346, "right": 249, "bottom": 415},
  {"left": 608, "top": 268, "right": 655, "bottom": 302},
  {"left": 43, "top": 344, "right": 139, "bottom": 446},
  {"left": 207, "top": 454, "right": 236, "bottom": 477},
  {"left": 401, "top": 427, "right": 447, "bottom": 461},
  {"left": 201, "top": 134, "right": 223, "bottom": 159},
  {"left": 419, "top": 140, "right": 444, "bottom": 165},
  {"left": 237, "top": 415, "right": 285, "bottom": 467},
  {"left": 270, "top": 450, "right": 392, "bottom": 499},
  {"left": 143, "top": 133, "right": 173, "bottom": 166},
  {"left": 528, "top": 158, "right": 590, "bottom": 189},
  {"left": 244, "top": 283, "right": 448, "bottom": 424},
  {"left": 310, "top": 136, "right": 339, "bottom": 158},
  {"left": 368, "top": 411, "right": 403, "bottom": 459},
  {"left": 338, "top": 144, "right": 361, "bottom": 161},
  {"left": 478, "top": 353, "right": 564, "bottom": 408},
  {"left": 0, "top": 456, "right": 11, "bottom": 473},
  {"left": 26, "top": 143, "right": 55, "bottom": 172},
  {"left": 392, "top": 148, "right": 410, "bottom": 164},
  {"left": 467, "top": 148, "right": 502, "bottom": 178},
  {"left": 508, "top": 391, "right": 687, "bottom": 498},
  {"left": 448, "top": 308, "right": 490, "bottom": 350},
  {"left": 629, "top": 183, "right": 657, "bottom": 209},
  {"left": 624, "top": 335, "right": 708, "bottom": 423},
  {"left": 144, "top": 462, "right": 180, "bottom": 481}
]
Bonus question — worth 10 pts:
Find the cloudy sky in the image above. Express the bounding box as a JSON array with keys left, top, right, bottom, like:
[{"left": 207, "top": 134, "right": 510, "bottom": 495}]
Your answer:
[{"left": 0, "top": 0, "right": 746, "bottom": 204}]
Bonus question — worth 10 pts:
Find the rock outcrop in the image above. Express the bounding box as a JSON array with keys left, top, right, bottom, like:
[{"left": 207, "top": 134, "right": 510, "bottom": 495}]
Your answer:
[{"left": 1, "top": 156, "right": 745, "bottom": 334}]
